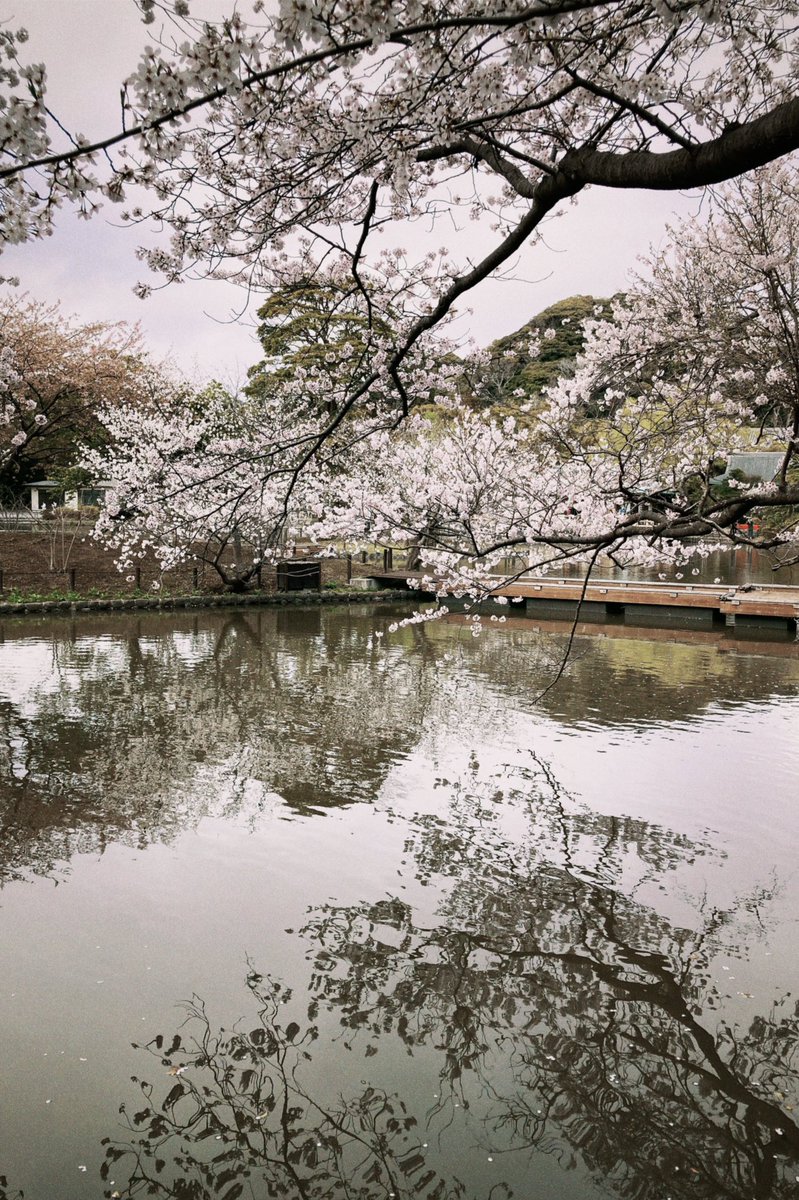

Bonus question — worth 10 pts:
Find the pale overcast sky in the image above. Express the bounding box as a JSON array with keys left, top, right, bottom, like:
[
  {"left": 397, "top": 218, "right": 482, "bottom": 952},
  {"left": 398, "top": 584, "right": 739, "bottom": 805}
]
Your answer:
[{"left": 0, "top": 0, "right": 704, "bottom": 383}]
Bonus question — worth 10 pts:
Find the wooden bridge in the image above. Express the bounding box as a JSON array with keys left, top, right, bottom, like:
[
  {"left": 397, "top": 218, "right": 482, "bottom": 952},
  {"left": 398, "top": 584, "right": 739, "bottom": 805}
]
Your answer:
[{"left": 367, "top": 572, "right": 799, "bottom": 635}]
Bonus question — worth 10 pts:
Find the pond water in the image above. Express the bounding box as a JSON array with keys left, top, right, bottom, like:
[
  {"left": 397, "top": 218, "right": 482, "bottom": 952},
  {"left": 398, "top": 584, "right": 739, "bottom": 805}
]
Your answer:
[
  {"left": 501, "top": 545, "right": 799, "bottom": 586},
  {"left": 1, "top": 603, "right": 799, "bottom": 1200}
]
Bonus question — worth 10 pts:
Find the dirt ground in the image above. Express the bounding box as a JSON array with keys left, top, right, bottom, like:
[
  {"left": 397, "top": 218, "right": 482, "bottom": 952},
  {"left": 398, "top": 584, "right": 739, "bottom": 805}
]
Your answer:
[{"left": 0, "top": 529, "right": 383, "bottom": 598}]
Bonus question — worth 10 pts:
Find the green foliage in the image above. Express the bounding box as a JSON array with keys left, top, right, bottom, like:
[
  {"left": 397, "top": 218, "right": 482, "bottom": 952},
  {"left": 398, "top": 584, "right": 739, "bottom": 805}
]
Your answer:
[
  {"left": 711, "top": 467, "right": 761, "bottom": 501},
  {"left": 254, "top": 281, "right": 379, "bottom": 362},
  {"left": 244, "top": 280, "right": 454, "bottom": 425},
  {"left": 183, "top": 379, "right": 240, "bottom": 429},
  {"left": 245, "top": 280, "right": 386, "bottom": 407},
  {"left": 481, "top": 294, "right": 615, "bottom": 404}
]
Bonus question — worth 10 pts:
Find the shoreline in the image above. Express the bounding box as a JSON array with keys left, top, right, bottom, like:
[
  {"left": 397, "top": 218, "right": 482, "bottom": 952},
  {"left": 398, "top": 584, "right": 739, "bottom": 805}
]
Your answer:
[{"left": 0, "top": 586, "right": 423, "bottom": 618}]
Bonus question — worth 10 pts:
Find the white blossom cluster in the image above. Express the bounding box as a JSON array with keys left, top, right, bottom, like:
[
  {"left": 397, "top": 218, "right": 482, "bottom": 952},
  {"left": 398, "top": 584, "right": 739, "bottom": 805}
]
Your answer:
[
  {"left": 3, "top": 0, "right": 799, "bottom": 298},
  {"left": 303, "top": 166, "right": 799, "bottom": 593},
  {"left": 0, "top": 344, "right": 31, "bottom": 458},
  {"left": 85, "top": 163, "right": 799, "bottom": 599},
  {"left": 86, "top": 258, "right": 461, "bottom": 583},
  {"left": 5, "top": 2, "right": 799, "bottom": 590}
]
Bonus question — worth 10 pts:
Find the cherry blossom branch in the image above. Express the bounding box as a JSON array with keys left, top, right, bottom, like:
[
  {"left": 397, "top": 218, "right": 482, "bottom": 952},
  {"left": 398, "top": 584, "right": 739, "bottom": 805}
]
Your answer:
[{"left": 0, "top": 1, "right": 610, "bottom": 184}]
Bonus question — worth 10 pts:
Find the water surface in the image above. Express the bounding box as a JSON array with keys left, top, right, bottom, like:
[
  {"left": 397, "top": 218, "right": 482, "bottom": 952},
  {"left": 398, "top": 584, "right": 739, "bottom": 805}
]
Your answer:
[
  {"left": 503, "top": 544, "right": 799, "bottom": 585},
  {"left": 1, "top": 604, "right": 798, "bottom": 1200}
]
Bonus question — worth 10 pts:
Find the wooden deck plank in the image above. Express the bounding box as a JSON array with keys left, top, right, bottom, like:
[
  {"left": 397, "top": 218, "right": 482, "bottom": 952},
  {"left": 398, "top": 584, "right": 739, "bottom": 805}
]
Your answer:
[{"left": 368, "top": 571, "right": 799, "bottom": 622}]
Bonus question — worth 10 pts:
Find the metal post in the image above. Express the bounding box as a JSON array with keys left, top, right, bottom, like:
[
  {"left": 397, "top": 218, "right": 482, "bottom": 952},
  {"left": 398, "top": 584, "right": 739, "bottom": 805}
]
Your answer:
[{"left": 346, "top": 552, "right": 352, "bottom": 583}]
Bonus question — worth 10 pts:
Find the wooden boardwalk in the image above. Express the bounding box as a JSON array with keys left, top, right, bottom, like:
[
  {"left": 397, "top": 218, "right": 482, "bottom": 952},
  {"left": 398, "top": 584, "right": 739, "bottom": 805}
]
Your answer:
[{"left": 368, "top": 572, "right": 799, "bottom": 633}]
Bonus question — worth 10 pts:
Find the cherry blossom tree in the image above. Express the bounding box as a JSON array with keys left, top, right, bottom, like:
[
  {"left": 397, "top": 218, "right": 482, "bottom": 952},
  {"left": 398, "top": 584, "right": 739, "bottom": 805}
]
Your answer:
[
  {"left": 89, "top": 164, "right": 799, "bottom": 593},
  {"left": 0, "top": 297, "right": 148, "bottom": 493},
  {"left": 538, "top": 163, "right": 799, "bottom": 547},
  {"left": 94, "top": 170, "right": 799, "bottom": 591},
  {"left": 87, "top": 257, "right": 465, "bottom": 587},
  {"left": 3, "top": 2, "right": 799, "bottom": 405},
  {"left": 5, "top": 2, "right": 799, "bottom": 582},
  {"left": 307, "top": 164, "right": 799, "bottom": 586},
  {"left": 85, "top": 381, "right": 291, "bottom": 590}
]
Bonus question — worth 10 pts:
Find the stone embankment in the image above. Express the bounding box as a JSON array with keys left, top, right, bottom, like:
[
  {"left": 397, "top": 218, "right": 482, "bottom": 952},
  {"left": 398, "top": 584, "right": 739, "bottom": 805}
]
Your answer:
[{"left": 0, "top": 586, "right": 415, "bottom": 617}]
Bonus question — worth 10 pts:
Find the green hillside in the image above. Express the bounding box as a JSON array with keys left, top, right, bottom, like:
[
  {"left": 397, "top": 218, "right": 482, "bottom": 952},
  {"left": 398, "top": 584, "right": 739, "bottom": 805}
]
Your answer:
[{"left": 483, "top": 294, "right": 614, "bottom": 400}]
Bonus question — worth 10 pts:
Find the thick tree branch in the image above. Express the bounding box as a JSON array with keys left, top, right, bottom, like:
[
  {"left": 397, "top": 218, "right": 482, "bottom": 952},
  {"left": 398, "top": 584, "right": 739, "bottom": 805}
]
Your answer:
[{"left": 562, "top": 96, "right": 799, "bottom": 190}]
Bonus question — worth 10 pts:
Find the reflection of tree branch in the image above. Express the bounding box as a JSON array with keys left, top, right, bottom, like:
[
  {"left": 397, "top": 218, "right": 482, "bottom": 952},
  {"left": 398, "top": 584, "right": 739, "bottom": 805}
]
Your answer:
[
  {"left": 103, "top": 973, "right": 473, "bottom": 1200},
  {"left": 2, "top": 607, "right": 796, "bottom": 886},
  {"left": 301, "top": 758, "right": 799, "bottom": 1200},
  {"left": 0, "top": 606, "right": 450, "bottom": 882}
]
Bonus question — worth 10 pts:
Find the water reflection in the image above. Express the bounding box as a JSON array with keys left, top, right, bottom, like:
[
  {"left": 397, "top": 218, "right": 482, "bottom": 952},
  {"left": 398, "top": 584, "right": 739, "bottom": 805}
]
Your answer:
[
  {"left": 0, "top": 604, "right": 797, "bottom": 883},
  {"left": 1, "top": 609, "right": 797, "bottom": 850},
  {"left": 101, "top": 759, "right": 799, "bottom": 1200},
  {"left": 427, "top": 616, "right": 799, "bottom": 730},
  {"left": 0, "top": 607, "right": 448, "bottom": 882},
  {"left": 104, "top": 975, "right": 468, "bottom": 1200},
  {"left": 302, "top": 759, "right": 799, "bottom": 1199},
  {"left": 0, "top": 607, "right": 797, "bottom": 1200},
  {"left": 507, "top": 545, "right": 799, "bottom": 586}
]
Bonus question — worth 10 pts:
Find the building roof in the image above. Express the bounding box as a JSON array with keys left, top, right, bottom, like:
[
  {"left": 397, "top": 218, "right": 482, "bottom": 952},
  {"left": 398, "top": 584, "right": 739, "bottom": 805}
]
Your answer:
[{"left": 27, "top": 479, "right": 114, "bottom": 488}]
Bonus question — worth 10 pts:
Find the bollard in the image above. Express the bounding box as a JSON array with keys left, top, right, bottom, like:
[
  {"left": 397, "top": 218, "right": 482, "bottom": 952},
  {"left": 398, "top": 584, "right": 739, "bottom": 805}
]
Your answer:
[
  {"left": 192, "top": 566, "right": 199, "bottom": 590},
  {"left": 346, "top": 552, "right": 352, "bottom": 583},
  {"left": 67, "top": 567, "right": 76, "bottom": 591},
  {"left": 134, "top": 566, "right": 141, "bottom": 590},
  {"left": 360, "top": 549, "right": 367, "bottom": 564},
  {"left": 256, "top": 562, "right": 262, "bottom": 588}
]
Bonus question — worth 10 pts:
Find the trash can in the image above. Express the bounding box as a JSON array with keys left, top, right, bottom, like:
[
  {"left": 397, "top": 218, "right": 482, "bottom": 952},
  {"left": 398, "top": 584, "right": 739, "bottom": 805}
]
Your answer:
[{"left": 276, "top": 559, "right": 322, "bottom": 591}]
